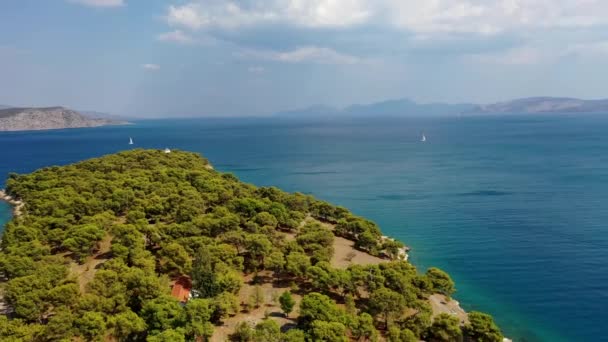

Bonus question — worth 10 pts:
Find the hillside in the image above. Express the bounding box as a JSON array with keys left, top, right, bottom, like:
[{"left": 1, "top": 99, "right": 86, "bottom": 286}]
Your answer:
[
  {"left": 0, "top": 150, "right": 503, "bottom": 341},
  {"left": 0, "top": 106, "right": 127, "bottom": 131},
  {"left": 469, "top": 97, "right": 608, "bottom": 114}
]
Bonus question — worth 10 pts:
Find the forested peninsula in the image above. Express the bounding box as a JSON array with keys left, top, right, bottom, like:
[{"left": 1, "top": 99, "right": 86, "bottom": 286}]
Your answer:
[{"left": 0, "top": 150, "right": 503, "bottom": 341}]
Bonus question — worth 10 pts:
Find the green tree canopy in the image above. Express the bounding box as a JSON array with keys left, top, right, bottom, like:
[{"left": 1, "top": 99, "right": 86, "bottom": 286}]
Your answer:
[
  {"left": 310, "top": 320, "right": 348, "bottom": 342},
  {"left": 426, "top": 268, "right": 456, "bottom": 297},
  {"left": 463, "top": 311, "right": 503, "bottom": 342},
  {"left": 279, "top": 291, "right": 296, "bottom": 317},
  {"left": 427, "top": 313, "right": 463, "bottom": 342},
  {"left": 298, "top": 293, "right": 345, "bottom": 328},
  {"left": 254, "top": 319, "right": 282, "bottom": 342},
  {"left": 369, "top": 287, "right": 407, "bottom": 329}
]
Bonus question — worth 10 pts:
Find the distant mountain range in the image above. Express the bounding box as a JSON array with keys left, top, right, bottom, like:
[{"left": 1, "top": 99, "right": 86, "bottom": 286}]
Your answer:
[
  {"left": 0, "top": 106, "right": 128, "bottom": 132},
  {"left": 3, "top": 97, "right": 608, "bottom": 124},
  {"left": 276, "top": 99, "right": 475, "bottom": 118},
  {"left": 276, "top": 97, "right": 608, "bottom": 118}
]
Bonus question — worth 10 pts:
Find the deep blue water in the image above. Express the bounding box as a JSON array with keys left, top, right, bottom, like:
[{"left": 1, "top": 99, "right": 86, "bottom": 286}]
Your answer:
[{"left": 2, "top": 115, "right": 608, "bottom": 341}]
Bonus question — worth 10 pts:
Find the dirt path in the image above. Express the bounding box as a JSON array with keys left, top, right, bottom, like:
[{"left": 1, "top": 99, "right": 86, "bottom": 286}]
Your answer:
[
  {"left": 69, "top": 233, "right": 113, "bottom": 293},
  {"left": 331, "top": 236, "right": 387, "bottom": 269},
  {"left": 429, "top": 294, "right": 469, "bottom": 324},
  {"left": 300, "top": 216, "right": 387, "bottom": 269}
]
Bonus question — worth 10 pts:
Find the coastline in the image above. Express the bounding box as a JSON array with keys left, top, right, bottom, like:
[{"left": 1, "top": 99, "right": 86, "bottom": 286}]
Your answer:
[
  {"left": 378, "top": 237, "right": 514, "bottom": 341},
  {"left": 381, "top": 234, "right": 410, "bottom": 261},
  {"left": 0, "top": 185, "right": 508, "bottom": 339},
  {"left": 0, "top": 187, "right": 514, "bottom": 341},
  {"left": 0, "top": 189, "right": 23, "bottom": 217}
]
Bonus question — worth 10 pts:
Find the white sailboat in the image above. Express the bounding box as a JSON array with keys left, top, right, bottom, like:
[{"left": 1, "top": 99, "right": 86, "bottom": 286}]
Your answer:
[
  {"left": 421, "top": 133, "right": 426, "bottom": 142},
  {"left": 129, "top": 137, "right": 134, "bottom": 145}
]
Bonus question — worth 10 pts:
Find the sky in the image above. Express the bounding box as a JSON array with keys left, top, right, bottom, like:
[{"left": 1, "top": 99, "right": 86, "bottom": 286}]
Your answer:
[{"left": 1, "top": 0, "right": 608, "bottom": 117}]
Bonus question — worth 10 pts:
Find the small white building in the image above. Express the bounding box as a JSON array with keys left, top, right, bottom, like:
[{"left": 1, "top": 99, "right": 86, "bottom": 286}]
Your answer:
[{"left": 164, "top": 148, "right": 171, "bottom": 154}]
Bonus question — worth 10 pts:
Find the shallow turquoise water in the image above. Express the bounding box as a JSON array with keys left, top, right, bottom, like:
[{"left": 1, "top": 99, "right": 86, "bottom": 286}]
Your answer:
[
  {"left": 0, "top": 202, "right": 9, "bottom": 233},
  {"left": 2, "top": 115, "right": 608, "bottom": 341}
]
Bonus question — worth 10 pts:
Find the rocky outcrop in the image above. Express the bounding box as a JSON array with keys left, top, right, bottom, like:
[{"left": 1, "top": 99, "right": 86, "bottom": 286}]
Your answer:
[
  {"left": 0, "top": 106, "right": 128, "bottom": 131},
  {"left": 0, "top": 189, "right": 23, "bottom": 217}
]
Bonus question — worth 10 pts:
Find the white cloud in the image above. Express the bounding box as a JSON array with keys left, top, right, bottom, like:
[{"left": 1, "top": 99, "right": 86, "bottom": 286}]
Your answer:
[
  {"left": 158, "top": 30, "right": 195, "bottom": 45},
  {"left": 164, "top": 1, "right": 608, "bottom": 34},
  {"left": 161, "top": 1, "right": 608, "bottom": 68},
  {"left": 284, "top": 0, "right": 371, "bottom": 27},
  {"left": 68, "top": 0, "right": 125, "bottom": 7},
  {"left": 274, "top": 46, "right": 362, "bottom": 64},
  {"left": 243, "top": 46, "right": 365, "bottom": 65},
  {"left": 386, "top": 0, "right": 608, "bottom": 35},
  {"left": 141, "top": 64, "right": 160, "bottom": 71},
  {"left": 167, "top": 4, "right": 206, "bottom": 30},
  {"left": 166, "top": 0, "right": 370, "bottom": 30}
]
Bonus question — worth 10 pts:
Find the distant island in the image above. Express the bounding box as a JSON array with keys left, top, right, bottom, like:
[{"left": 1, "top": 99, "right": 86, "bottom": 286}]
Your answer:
[
  {"left": 0, "top": 150, "right": 504, "bottom": 341},
  {"left": 275, "top": 96, "right": 608, "bottom": 118},
  {"left": 0, "top": 106, "right": 128, "bottom": 132}
]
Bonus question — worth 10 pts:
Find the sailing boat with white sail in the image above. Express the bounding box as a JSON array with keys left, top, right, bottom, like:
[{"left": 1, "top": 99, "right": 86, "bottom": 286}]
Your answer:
[{"left": 129, "top": 137, "right": 134, "bottom": 145}]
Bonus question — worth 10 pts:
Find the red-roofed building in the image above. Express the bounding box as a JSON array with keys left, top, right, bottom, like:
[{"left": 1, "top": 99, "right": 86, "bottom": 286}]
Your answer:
[{"left": 171, "top": 276, "right": 192, "bottom": 303}]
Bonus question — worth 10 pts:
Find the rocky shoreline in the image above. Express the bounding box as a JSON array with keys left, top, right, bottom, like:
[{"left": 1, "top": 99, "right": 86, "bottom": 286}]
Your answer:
[
  {"left": 381, "top": 235, "right": 410, "bottom": 261},
  {"left": 0, "top": 189, "right": 23, "bottom": 217}
]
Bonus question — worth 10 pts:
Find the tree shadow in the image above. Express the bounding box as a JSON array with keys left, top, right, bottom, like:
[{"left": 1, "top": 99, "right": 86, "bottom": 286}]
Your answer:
[
  {"left": 268, "top": 311, "right": 286, "bottom": 318},
  {"left": 248, "top": 273, "right": 275, "bottom": 285},
  {"left": 280, "top": 322, "right": 298, "bottom": 333},
  {"left": 95, "top": 251, "right": 112, "bottom": 260},
  {"left": 94, "top": 262, "right": 107, "bottom": 270}
]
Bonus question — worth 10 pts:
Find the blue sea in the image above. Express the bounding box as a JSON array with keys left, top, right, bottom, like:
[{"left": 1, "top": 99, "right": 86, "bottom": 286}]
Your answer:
[{"left": 2, "top": 115, "right": 608, "bottom": 341}]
